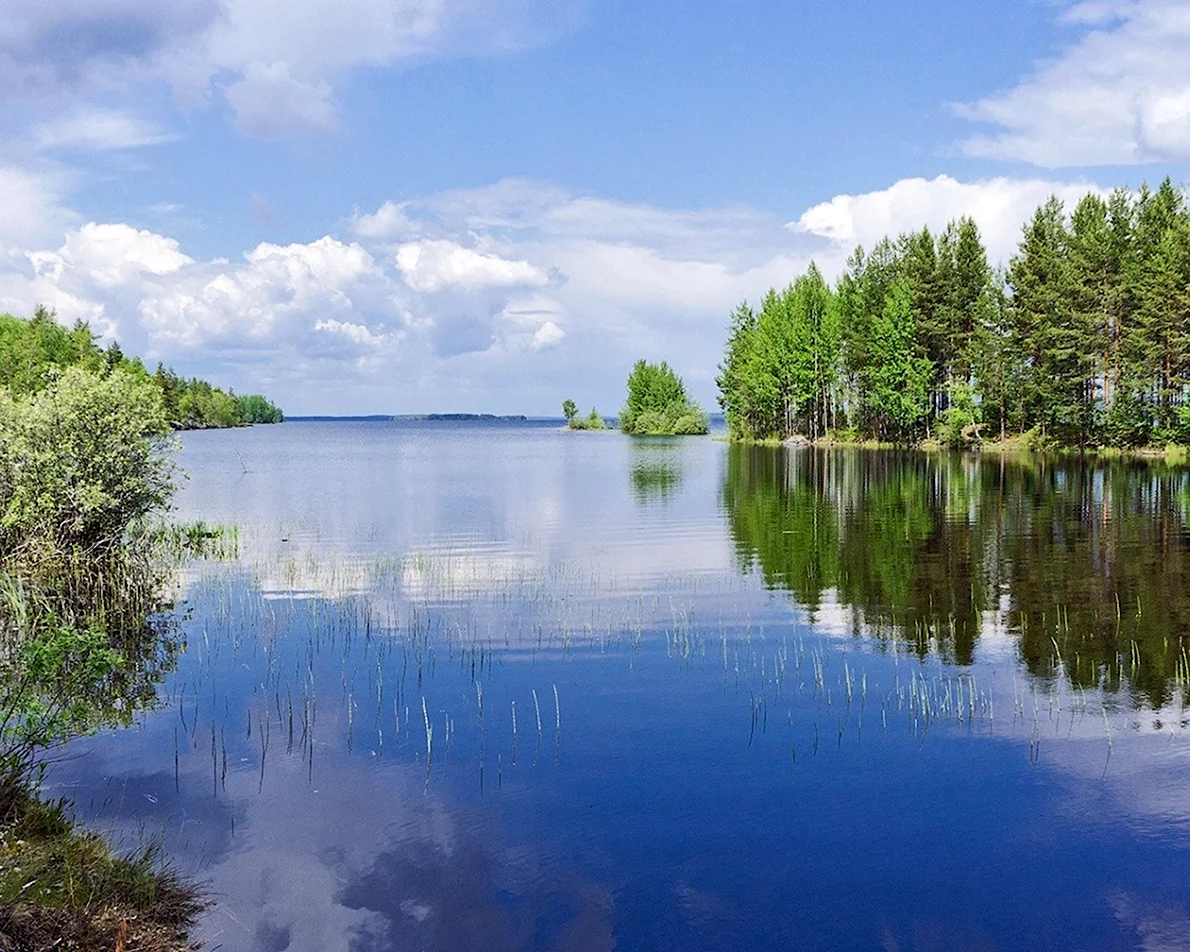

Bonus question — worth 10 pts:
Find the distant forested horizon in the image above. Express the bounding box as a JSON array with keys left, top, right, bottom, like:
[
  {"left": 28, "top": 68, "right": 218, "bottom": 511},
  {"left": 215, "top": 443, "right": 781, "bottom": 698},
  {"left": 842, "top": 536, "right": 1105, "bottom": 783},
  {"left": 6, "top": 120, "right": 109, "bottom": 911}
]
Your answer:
[{"left": 719, "top": 178, "right": 1190, "bottom": 450}]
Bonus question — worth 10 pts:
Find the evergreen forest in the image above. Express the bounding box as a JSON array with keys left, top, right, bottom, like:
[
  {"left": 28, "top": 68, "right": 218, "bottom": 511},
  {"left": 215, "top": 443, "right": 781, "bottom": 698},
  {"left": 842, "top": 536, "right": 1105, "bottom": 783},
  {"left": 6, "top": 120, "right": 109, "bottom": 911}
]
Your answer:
[{"left": 719, "top": 179, "right": 1190, "bottom": 449}]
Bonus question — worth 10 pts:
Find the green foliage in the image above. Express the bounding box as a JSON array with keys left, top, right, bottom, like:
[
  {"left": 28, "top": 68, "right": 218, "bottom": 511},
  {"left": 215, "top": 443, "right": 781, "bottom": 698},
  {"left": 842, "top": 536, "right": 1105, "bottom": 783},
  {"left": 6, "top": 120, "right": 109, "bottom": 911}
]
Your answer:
[
  {"left": 0, "top": 324, "right": 207, "bottom": 947},
  {"left": 0, "top": 308, "right": 104, "bottom": 394},
  {"left": 720, "top": 180, "right": 1190, "bottom": 450},
  {"left": 562, "top": 399, "right": 578, "bottom": 423},
  {"left": 622, "top": 359, "right": 686, "bottom": 424},
  {"left": 0, "top": 368, "right": 196, "bottom": 748},
  {"left": 154, "top": 365, "right": 240, "bottom": 429},
  {"left": 0, "top": 623, "right": 124, "bottom": 774},
  {"left": 0, "top": 307, "right": 282, "bottom": 431},
  {"left": 718, "top": 266, "right": 840, "bottom": 441},
  {"left": 621, "top": 360, "right": 708, "bottom": 435},
  {"left": 670, "top": 409, "right": 710, "bottom": 435},
  {"left": 863, "top": 280, "right": 934, "bottom": 442},
  {"left": 0, "top": 368, "right": 174, "bottom": 568},
  {"left": 236, "top": 393, "right": 284, "bottom": 424},
  {"left": 567, "top": 407, "right": 607, "bottom": 430},
  {"left": 935, "top": 382, "right": 982, "bottom": 448}
]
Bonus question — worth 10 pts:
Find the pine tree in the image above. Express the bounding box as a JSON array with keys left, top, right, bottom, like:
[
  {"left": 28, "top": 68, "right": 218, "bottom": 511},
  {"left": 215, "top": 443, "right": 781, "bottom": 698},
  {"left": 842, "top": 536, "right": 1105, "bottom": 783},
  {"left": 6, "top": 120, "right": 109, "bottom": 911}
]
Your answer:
[
  {"left": 1067, "top": 193, "right": 1113, "bottom": 442},
  {"left": 1008, "top": 197, "right": 1083, "bottom": 441},
  {"left": 945, "top": 217, "right": 992, "bottom": 387},
  {"left": 1128, "top": 179, "right": 1190, "bottom": 438}
]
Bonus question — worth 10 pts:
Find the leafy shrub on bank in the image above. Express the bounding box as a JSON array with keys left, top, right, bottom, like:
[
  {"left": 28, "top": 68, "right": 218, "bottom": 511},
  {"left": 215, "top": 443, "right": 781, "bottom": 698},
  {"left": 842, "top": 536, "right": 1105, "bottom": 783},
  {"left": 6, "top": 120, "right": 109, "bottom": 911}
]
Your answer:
[
  {"left": 0, "top": 365, "right": 206, "bottom": 950},
  {"left": 0, "top": 367, "right": 174, "bottom": 569},
  {"left": 935, "top": 382, "right": 982, "bottom": 449}
]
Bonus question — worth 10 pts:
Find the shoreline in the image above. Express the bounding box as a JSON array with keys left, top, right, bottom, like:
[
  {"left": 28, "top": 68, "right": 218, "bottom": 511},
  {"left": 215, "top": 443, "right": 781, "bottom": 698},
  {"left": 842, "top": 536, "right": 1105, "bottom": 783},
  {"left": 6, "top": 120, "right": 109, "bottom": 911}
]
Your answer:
[
  {"left": 0, "top": 775, "right": 205, "bottom": 951},
  {"left": 721, "top": 433, "right": 1190, "bottom": 463}
]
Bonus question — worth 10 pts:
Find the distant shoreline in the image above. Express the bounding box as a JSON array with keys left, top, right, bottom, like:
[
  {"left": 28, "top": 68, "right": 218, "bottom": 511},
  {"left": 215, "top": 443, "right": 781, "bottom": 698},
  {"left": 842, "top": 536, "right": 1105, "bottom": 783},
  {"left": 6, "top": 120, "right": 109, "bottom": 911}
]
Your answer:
[
  {"left": 280, "top": 413, "right": 730, "bottom": 429},
  {"left": 285, "top": 413, "right": 538, "bottom": 423}
]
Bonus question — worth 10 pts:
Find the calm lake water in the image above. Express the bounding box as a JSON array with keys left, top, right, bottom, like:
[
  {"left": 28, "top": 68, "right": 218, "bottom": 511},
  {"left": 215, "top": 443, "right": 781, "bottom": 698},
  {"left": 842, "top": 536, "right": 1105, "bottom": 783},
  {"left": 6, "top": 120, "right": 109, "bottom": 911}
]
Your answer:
[{"left": 55, "top": 421, "right": 1190, "bottom": 951}]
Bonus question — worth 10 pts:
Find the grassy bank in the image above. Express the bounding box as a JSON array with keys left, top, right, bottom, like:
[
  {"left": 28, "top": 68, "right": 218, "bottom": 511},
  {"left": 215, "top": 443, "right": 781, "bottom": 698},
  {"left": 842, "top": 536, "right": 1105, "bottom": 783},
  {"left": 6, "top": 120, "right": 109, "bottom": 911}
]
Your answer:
[{"left": 0, "top": 775, "right": 205, "bottom": 952}]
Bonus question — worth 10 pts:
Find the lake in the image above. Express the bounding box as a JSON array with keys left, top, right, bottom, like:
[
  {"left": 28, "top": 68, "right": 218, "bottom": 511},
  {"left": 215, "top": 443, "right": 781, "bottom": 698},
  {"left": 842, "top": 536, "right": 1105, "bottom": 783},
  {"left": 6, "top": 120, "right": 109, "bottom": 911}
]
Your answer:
[{"left": 54, "top": 421, "right": 1190, "bottom": 951}]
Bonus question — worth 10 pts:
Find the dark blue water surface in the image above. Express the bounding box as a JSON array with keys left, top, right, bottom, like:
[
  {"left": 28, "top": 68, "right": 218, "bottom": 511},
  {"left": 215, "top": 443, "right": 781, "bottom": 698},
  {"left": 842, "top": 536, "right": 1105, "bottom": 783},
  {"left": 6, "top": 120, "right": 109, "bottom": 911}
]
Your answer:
[{"left": 55, "top": 422, "right": 1190, "bottom": 951}]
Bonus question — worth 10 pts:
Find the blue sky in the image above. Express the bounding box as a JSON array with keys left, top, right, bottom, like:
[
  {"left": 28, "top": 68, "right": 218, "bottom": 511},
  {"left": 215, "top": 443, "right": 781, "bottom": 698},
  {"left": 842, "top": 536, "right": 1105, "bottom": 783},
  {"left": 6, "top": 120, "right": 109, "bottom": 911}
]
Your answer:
[{"left": 1, "top": 0, "right": 1188, "bottom": 414}]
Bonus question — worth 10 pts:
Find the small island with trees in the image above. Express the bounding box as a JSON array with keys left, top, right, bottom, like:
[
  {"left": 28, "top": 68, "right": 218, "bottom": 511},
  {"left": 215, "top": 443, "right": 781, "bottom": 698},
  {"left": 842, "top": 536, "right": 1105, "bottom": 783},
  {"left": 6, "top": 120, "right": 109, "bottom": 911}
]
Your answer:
[
  {"left": 564, "top": 359, "right": 709, "bottom": 436},
  {"left": 562, "top": 400, "right": 609, "bottom": 430}
]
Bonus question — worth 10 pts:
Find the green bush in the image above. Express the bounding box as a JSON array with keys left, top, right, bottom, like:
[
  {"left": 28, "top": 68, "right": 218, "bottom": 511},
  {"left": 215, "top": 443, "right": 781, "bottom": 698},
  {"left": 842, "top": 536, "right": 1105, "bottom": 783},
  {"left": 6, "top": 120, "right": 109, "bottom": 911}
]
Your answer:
[
  {"left": 933, "top": 382, "right": 976, "bottom": 448},
  {"left": 0, "top": 367, "right": 174, "bottom": 568},
  {"left": 671, "top": 410, "right": 710, "bottom": 436},
  {"left": 628, "top": 409, "right": 666, "bottom": 434},
  {"left": 1102, "top": 390, "right": 1152, "bottom": 447}
]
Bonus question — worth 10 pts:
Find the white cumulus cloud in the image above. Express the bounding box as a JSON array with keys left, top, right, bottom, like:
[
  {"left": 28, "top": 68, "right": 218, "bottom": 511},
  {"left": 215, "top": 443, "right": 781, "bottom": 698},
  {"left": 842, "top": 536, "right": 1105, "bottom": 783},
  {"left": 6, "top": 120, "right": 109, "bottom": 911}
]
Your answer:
[
  {"left": 314, "top": 317, "right": 391, "bottom": 348},
  {"left": 531, "top": 320, "right": 564, "bottom": 350},
  {"left": 792, "top": 174, "right": 1101, "bottom": 265},
  {"left": 395, "top": 239, "right": 549, "bottom": 293},
  {"left": 954, "top": 0, "right": 1190, "bottom": 166},
  {"left": 31, "top": 223, "right": 192, "bottom": 289},
  {"left": 348, "top": 200, "right": 422, "bottom": 241},
  {"left": 138, "top": 236, "right": 387, "bottom": 348}
]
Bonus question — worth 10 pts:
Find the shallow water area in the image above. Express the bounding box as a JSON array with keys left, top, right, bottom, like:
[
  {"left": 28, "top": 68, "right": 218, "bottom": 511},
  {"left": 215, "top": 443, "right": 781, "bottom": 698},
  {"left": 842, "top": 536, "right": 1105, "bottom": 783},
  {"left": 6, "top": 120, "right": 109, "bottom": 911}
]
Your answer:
[{"left": 54, "top": 421, "right": 1190, "bottom": 951}]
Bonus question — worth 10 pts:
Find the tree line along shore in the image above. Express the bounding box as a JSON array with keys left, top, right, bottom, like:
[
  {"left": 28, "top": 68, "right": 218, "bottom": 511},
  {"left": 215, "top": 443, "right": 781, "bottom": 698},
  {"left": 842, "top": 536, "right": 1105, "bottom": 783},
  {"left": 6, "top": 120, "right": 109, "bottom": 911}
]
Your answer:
[
  {"left": 564, "top": 180, "right": 1190, "bottom": 454},
  {"left": 719, "top": 179, "right": 1190, "bottom": 452},
  {"left": 1, "top": 308, "right": 283, "bottom": 429}
]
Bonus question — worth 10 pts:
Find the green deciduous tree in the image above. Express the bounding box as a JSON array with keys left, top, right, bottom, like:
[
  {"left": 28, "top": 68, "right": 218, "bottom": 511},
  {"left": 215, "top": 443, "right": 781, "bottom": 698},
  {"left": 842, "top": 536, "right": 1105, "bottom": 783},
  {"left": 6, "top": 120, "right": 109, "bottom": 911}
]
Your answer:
[
  {"left": 621, "top": 360, "right": 708, "bottom": 435},
  {"left": 864, "top": 279, "right": 933, "bottom": 442},
  {"left": 717, "top": 265, "right": 840, "bottom": 440},
  {"left": 236, "top": 393, "right": 285, "bottom": 424}
]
